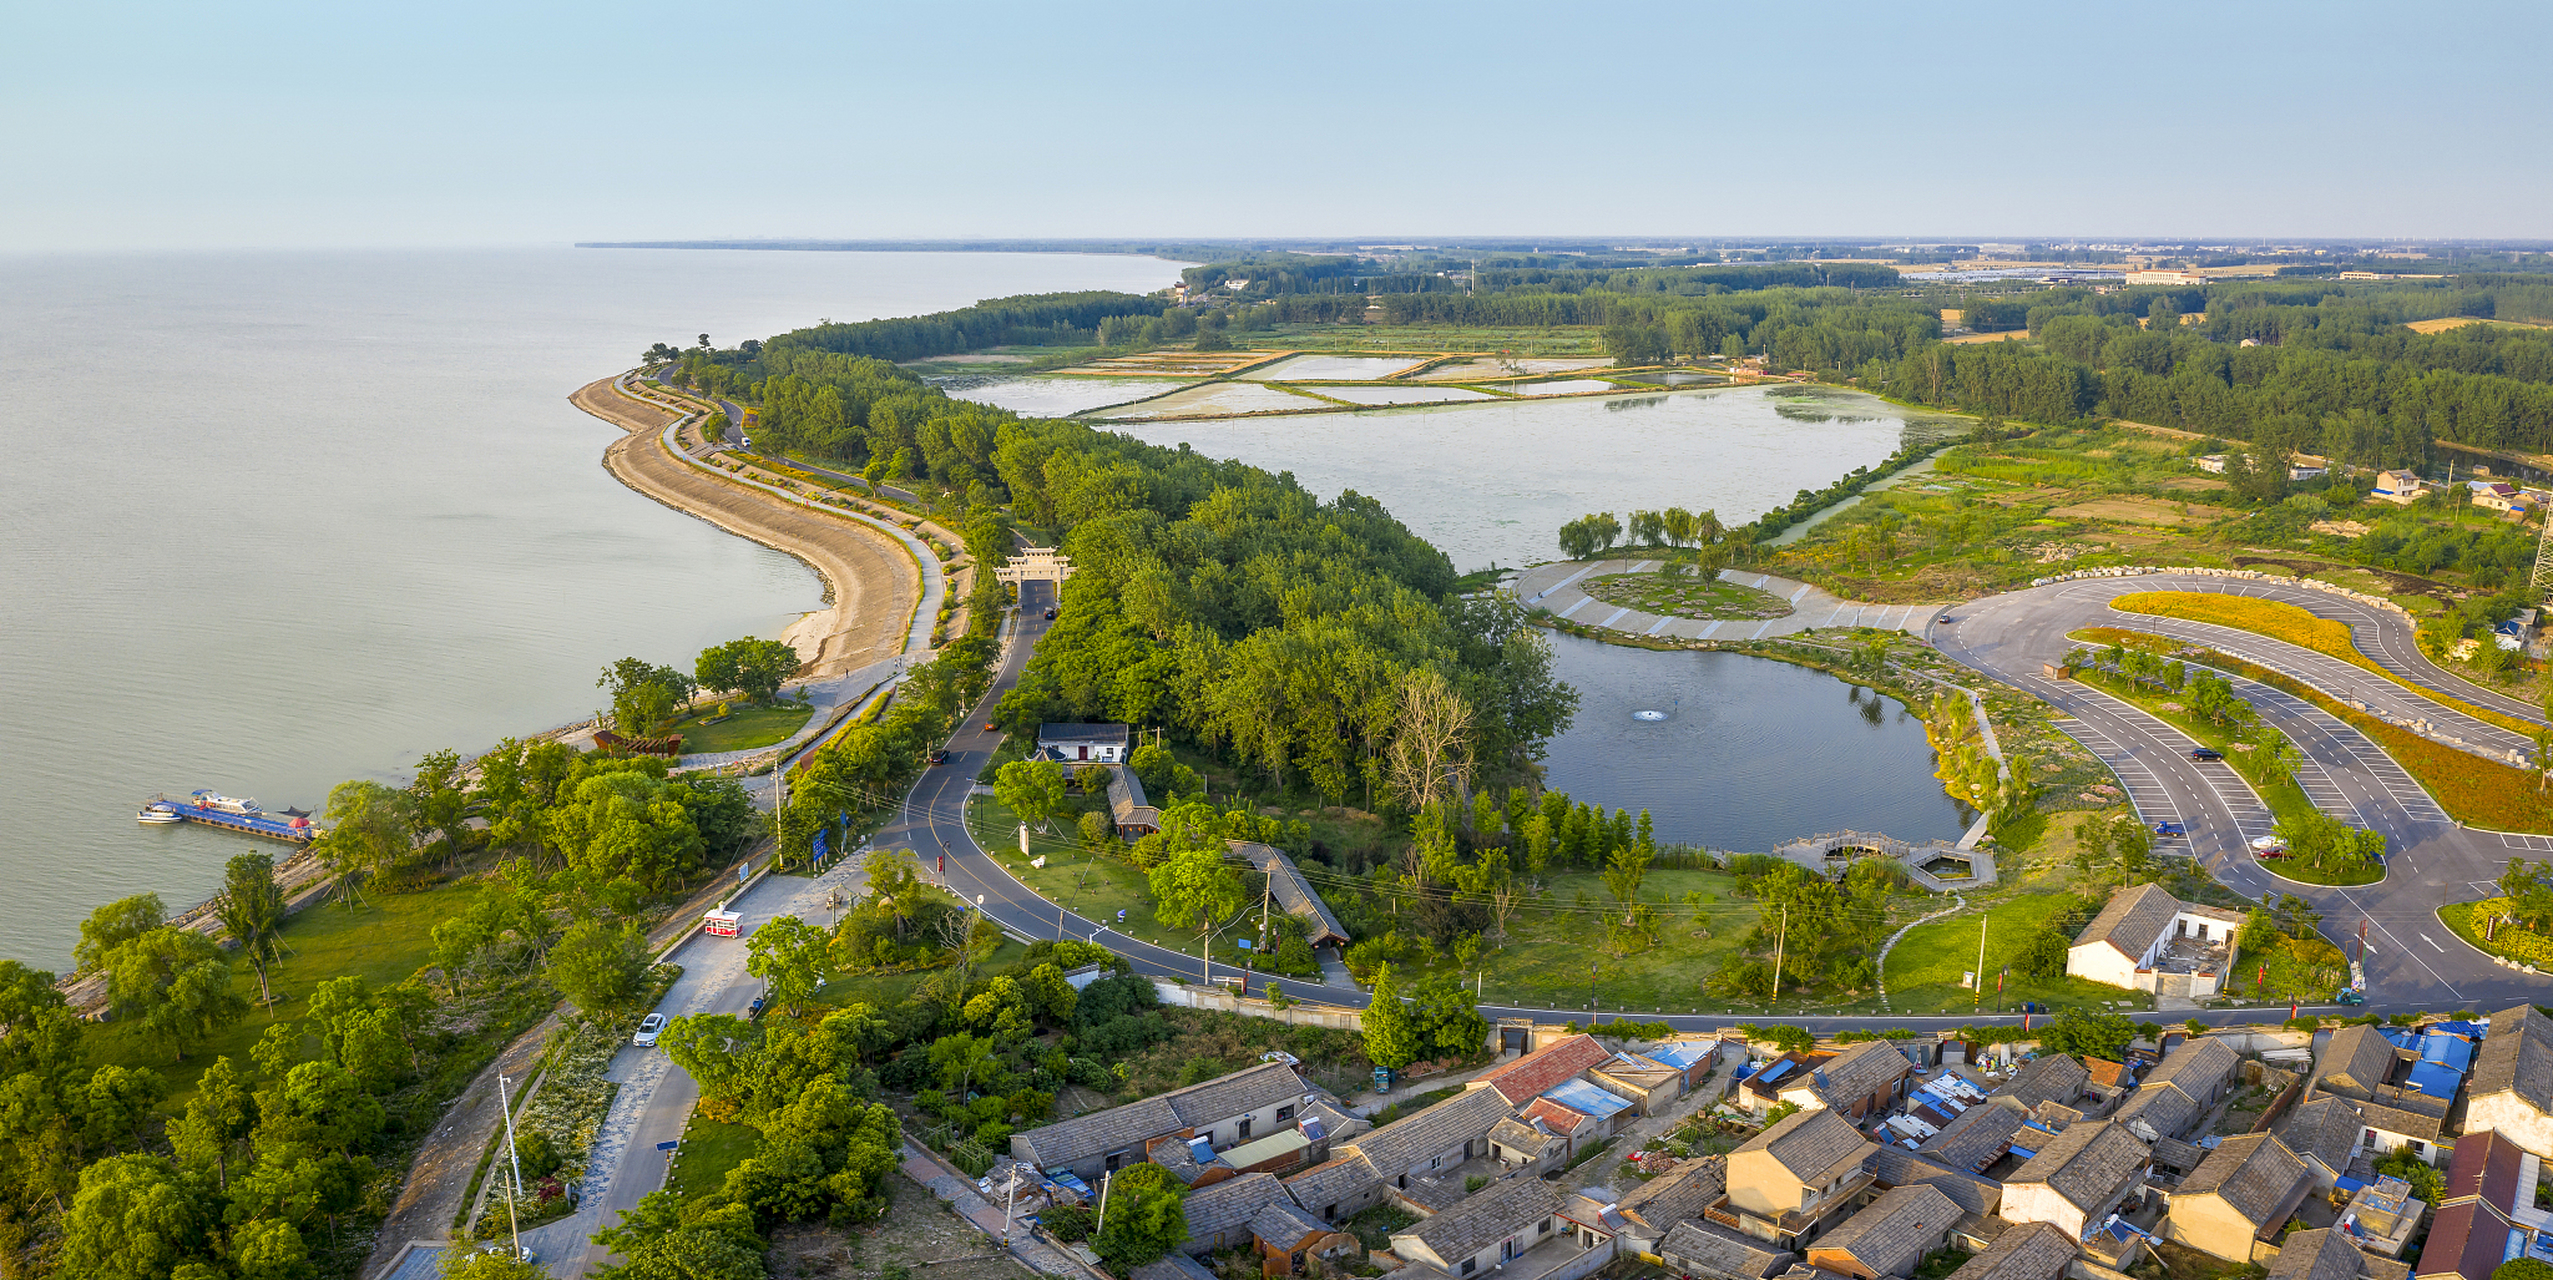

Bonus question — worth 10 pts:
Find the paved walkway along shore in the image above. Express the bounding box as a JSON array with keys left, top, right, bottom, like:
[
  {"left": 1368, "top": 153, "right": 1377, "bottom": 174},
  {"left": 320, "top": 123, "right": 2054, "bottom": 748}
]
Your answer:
[{"left": 1513, "top": 558, "right": 1949, "bottom": 642}]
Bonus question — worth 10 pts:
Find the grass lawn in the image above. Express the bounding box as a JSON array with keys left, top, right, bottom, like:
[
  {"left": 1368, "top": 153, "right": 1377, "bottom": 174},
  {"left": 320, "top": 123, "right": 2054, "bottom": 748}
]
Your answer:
[
  {"left": 1581, "top": 571, "right": 1793, "bottom": 620},
  {"left": 1883, "top": 891, "right": 2149, "bottom": 1016},
  {"left": 667, "top": 1116, "right": 760, "bottom": 1200},
  {"left": 89, "top": 880, "right": 481, "bottom": 1106},
  {"left": 672, "top": 702, "right": 815, "bottom": 754},
  {"left": 964, "top": 796, "right": 1247, "bottom": 958},
  {"left": 2438, "top": 900, "right": 2553, "bottom": 972},
  {"left": 807, "top": 938, "right": 1031, "bottom": 1014},
  {"left": 1389, "top": 868, "right": 1777, "bottom": 1016}
]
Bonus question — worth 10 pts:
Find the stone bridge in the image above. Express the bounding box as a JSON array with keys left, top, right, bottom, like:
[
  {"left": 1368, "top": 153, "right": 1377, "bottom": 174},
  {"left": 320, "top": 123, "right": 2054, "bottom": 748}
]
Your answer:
[{"left": 1766, "top": 829, "right": 1998, "bottom": 892}]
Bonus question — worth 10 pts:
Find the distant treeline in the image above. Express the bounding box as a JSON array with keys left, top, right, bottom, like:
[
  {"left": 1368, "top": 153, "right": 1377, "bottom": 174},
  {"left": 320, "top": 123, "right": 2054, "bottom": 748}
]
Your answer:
[{"left": 761, "top": 291, "right": 1164, "bottom": 365}]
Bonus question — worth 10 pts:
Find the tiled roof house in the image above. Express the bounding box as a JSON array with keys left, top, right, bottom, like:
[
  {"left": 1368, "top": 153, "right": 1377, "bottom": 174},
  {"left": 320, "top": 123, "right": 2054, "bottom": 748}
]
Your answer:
[
  {"left": 1011, "top": 1061, "right": 1307, "bottom": 1181},
  {"left": 1805, "top": 1184, "right": 1962, "bottom": 1280},
  {"left": 2166, "top": 1133, "right": 2314, "bottom": 1263},
  {"left": 2466, "top": 1004, "right": 2553, "bottom": 1159}
]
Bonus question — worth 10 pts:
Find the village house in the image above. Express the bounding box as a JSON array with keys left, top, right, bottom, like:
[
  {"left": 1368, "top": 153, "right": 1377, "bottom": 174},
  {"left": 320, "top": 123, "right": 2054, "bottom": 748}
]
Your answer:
[
  {"left": 1804, "top": 1183, "right": 1962, "bottom": 1280},
  {"left": 2464, "top": 1004, "right": 2553, "bottom": 1158},
  {"left": 1997, "top": 1119, "right": 2151, "bottom": 1240},
  {"left": 2370, "top": 470, "right": 2428, "bottom": 504},
  {"left": 1386, "top": 1177, "right": 1581, "bottom": 1280},
  {"left": 1476, "top": 1035, "right": 1616, "bottom": 1107},
  {"left": 2269, "top": 1229, "right": 2413, "bottom": 1280},
  {"left": 1107, "top": 766, "right": 1161, "bottom": 837},
  {"left": 1590, "top": 1054, "right": 1687, "bottom": 1115},
  {"left": 2273, "top": 1096, "right": 2365, "bottom": 1191},
  {"left": 1180, "top": 1172, "right": 1293, "bottom": 1255},
  {"left": 2083, "top": 1058, "right": 2134, "bottom": 1105},
  {"left": 1250, "top": 1200, "right": 1356, "bottom": 1276},
  {"left": 1991, "top": 1055, "right": 2089, "bottom": 1113},
  {"left": 1771, "top": 1040, "right": 1917, "bottom": 1121},
  {"left": 1719, "top": 1108, "right": 1880, "bottom": 1246},
  {"left": 2336, "top": 1175, "right": 2425, "bottom": 1260},
  {"left": 1865, "top": 1146, "right": 2003, "bottom": 1219},
  {"left": 1658, "top": 1220, "right": 1797, "bottom": 1280},
  {"left": 1009, "top": 1060, "right": 1308, "bottom": 1183},
  {"left": 2306, "top": 1025, "right": 2450, "bottom": 1166},
  {"left": 1610, "top": 1156, "right": 1729, "bottom": 1252},
  {"left": 2114, "top": 1036, "right": 2241, "bottom": 1143},
  {"left": 1943, "top": 1221, "right": 2075, "bottom": 1280},
  {"left": 1036, "top": 721, "right": 1131, "bottom": 763},
  {"left": 1231, "top": 841, "right": 1352, "bottom": 949},
  {"left": 1488, "top": 1115, "right": 1571, "bottom": 1170},
  {"left": 2066, "top": 884, "right": 2246, "bottom": 996},
  {"left": 2414, "top": 1129, "right": 2527, "bottom": 1280},
  {"left": 2165, "top": 1133, "right": 2314, "bottom": 1263},
  {"left": 1284, "top": 1085, "right": 1515, "bottom": 1220}
]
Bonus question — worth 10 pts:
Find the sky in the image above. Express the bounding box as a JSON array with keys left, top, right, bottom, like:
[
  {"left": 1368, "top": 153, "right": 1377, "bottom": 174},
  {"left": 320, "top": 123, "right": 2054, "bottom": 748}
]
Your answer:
[{"left": 10, "top": 0, "right": 2552, "bottom": 250}]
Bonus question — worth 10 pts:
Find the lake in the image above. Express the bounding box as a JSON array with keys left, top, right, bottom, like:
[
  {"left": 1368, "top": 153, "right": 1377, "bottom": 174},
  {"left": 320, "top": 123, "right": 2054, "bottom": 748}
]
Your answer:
[
  {"left": 1539, "top": 635, "right": 1972, "bottom": 851},
  {"left": 0, "top": 247, "right": 1179, "bottom": 969}
]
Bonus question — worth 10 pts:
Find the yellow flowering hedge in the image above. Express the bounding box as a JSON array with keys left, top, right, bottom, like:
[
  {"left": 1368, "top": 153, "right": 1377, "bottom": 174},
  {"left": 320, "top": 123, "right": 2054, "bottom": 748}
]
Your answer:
[
  {"left": 2110, "top": 591, "right": 2535, "bottom": 736},
  {"left": 2440, "top": 899, "right": 2553, "bottom": 968}
]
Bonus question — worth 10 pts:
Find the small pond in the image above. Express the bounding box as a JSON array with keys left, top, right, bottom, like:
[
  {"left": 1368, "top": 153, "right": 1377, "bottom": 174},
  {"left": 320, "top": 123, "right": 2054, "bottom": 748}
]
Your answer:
[
  {"left": 1539, "top": 634, "right": 1972, "bottom": 852},
  {"left": 1241, "top": 354, "right": 1431, "bottom": 381},
  {"left": 1511, "top": 378, "right": 1624, "bottom": 396},
  {"left": 1307, "top": 384, "right": 1496, "bottom": 406},
  {"left": 952, "top": 377, "right": 1196, "bottom": 417}
]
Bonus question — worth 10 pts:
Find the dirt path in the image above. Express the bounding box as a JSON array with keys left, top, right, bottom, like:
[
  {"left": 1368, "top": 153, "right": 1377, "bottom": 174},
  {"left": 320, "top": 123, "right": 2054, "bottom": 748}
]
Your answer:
[{"left": 570, "top": 378, "right": 918, "bottom": 678}]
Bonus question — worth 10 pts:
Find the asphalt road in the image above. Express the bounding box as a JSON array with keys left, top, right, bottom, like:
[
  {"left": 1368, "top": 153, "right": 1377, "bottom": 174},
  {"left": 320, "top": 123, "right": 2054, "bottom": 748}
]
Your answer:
[{"left": 1933, "top": 571, "right": 2552, "bottom": 1011}]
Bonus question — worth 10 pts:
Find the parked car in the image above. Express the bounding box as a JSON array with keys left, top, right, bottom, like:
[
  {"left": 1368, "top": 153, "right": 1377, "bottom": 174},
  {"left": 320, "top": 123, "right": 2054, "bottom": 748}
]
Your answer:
[
  {"left": 2188, "top": 747, "right": 2223, "bottom": 761},
  {"left": 483, "top": 1244, "right": 537, "bottom": 1264},
  {"left": 2154, "top": 822, "right": 2187, "bottom": 838},
  {"left": 927, "top": 748, "right": 950, "bottom": 765},
  {"left": 1936, "top": 615, "right": 1956, "bottom": 624},
  {"left": 747, "top": 995, "right": 766, "bottom": 1019},
  {"left": 633, "top": 1013, "right": 666, "bottom": 1047}
]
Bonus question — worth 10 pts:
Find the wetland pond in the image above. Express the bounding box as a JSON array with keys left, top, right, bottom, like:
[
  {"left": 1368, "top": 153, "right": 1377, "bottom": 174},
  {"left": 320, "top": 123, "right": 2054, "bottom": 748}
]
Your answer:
[{"left": 1540, "top": 633, "right": 1973, "bottom": 851}]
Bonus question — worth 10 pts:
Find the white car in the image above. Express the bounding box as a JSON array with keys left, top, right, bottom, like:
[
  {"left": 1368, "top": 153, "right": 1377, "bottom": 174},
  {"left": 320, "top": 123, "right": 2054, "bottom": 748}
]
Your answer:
[
  {"left": 633, "top": 1013, "right": 666, "bottom": 1047},
  {"left": 483, "top": 1243, "right": 537, "bottom": 1263}
]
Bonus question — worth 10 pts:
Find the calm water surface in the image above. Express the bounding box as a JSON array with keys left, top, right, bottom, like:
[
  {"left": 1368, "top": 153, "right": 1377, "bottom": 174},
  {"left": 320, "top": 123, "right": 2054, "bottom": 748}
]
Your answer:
[
  {"left": 1539, "top": 635, "right": 1972, "bottom": 851},
  {"left": 0, "top": 248, "right": 1177, "bottom": 969}
]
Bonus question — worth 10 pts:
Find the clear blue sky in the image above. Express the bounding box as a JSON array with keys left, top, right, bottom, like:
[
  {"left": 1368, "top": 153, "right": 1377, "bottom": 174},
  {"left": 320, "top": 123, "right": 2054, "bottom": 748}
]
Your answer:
[{"left": 12, "top": 0, "right": 2549, "bottom": 250}]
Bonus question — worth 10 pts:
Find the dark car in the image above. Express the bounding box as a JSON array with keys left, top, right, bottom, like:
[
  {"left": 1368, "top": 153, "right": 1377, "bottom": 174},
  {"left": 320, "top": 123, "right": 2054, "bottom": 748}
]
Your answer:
[
  {"left": 1043, "top": 608, "right": 1057, "bottom": 620},
  {"left": 747, "top": 995, "right": 766, "bottom": 1019},
  {"left": 927, "top": 749, "right": 950, "bottom": 765},
  {"left": 2154, "top": 822, "right": 2187, "bottom": 838},
  {"left": 2188, "top": 747, "right": 2223, "bottom": 761}
]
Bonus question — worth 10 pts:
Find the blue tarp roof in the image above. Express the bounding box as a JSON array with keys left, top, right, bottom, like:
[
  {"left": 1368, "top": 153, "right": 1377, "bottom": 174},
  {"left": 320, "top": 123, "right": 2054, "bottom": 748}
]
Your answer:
[
  {"left": 2434, "top": 1020, "right": 2489, "bottom": 1040},
  {"left": 1646, "top": 1041, "right": 1713, "bottom": 1070},
  {"left": 2425, "top": 1033, "right": 2477, "bottom": 1071},
  {"left": 2405, "top": 1061, "right": 2465, "bottom": 1098},
  {"left": 2335, "top": 1176, "right": 2368, "bottom": 1194},
  {"left": 1543, "top": 1078, "right": 1635, "bottom": 1121},
  {"left": 2382, "top": 1029, "right": 2422, "bottom": 1050},
  {"left": 1753, "top": 1060, "right": 1798, "bottom": 1086},
  {"left": 2009, "top": 1144, "right": 2039, "bottom": 1160}
]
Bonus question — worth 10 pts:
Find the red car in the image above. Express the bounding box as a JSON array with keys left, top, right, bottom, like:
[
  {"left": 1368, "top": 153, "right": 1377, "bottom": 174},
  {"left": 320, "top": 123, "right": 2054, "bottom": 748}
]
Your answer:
[
  {"left": 984, "top": 721, "right": 998, "bottom": 732},
  {"left": 927, "top": 749, "right": 950, "bottom": 765}
]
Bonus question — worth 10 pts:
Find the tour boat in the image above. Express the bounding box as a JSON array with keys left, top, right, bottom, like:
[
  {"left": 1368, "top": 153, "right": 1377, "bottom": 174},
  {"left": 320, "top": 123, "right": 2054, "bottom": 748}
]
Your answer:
[
  {"left": 191, "top": 790, "right": 262, "bottom": 815},
  {"left": 137, "top": 803, "right": 181, "bottom": 824}
]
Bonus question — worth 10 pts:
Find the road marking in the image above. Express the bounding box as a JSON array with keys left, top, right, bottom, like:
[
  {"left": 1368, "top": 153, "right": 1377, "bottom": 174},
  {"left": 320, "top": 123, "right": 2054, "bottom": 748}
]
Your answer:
[
  {"left": 1790, "top": 585, "right": 1811, "bottom": 602},
  {"left": 1530, "top": 564, "right": 1598, "bottom": 603},
  {"left": 2423, "top": 934, "right": 2445, "bottom": 952},
  {"left": 1598, "top": 607, "right": 1633, "bottom": 629},
  {"left": 1558, "top": 596, "right": 1594, "bottom": 619},
  {"left": 1645, "top": 617, "right": 1672, "bottom": 636},
  {"left": 1629, "top": 561, "right": 1654, "bottom": 574},
  {"left": 1702, "top": 621, "right": 1725, "bottom": 638},
  {"left": 1752, "top": 621, "right": 1776, "bottom": 639}
]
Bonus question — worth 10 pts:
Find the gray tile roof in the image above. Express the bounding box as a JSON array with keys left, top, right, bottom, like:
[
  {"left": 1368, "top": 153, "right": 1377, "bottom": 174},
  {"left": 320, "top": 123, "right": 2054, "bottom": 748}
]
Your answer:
[
  {"left": 1231, "top": 841, "right": 1349, "bottom": 947},
  {"left": 1994, "top": 1056, "right": 2089, "bottom": 1111},
  {"left": 1394, "top": 1177, "right": 1565, "bottom": 1261},
  {"left": 1133, "top": 1254, "right": 1221, "bottom": 1280},
  {"left": 1660, "top": 1220, "right": 1795, "bottom": 1280},
  {"left": 1796, "top": 1041, "right": 1915, "bottom": 1108},
  {"left": 1813, "top": 1184, "right": 1961, "bottom": 1279},
  {"left": 2266, "top": 1228, "right": 2412, "bottom": 1280},
  {"left": 1741, "top": 1107, "right": 1877, "bottom": 1181},
  {"left": 1041, "top": 722, "right": 1131, "bottom": 747},
  {"left": 1945, "top": 1220, "right": 2076, "bottom": 1280},
  {"left": 1919, "top": 1104, "right": 2027, "bottom": 1173},
  {"left": 2005, "top": 1120, "right": 2149, "bottom": 1214},
  {"left": 2355, "top": 1099, "right": 2444, "bottom": 1143},
  {"left": 1184, "top": 1172, "right": 1290, "bottom": 1243},
  {"left": 2275, "top": 1098, "right": 2361, "bottom": 1174},
  {"left": 1617, "top": 1156, "right": 1727, "bottom": 1228},
  {"left": 2471, "top": 1003, "right": 2553, "bottom": 1113},
  {"left": 1284, "top": 1154, "right": 1379, "bottom": 1213},
  {"left": 1012, "top": 1062, "right": 1302, "bottom": 1169},
  {"left": 2313, "top": 1025, "right": 2405, "bottom": 1100},
  {"left": 1354, "top": 1086, "right": 1514, "bottom": 1177},
  {"left": 2112, "top": 1079, "right": 2203, "bottom": 1142},
  {"left": 1108, "top": 766, "right": 1159, "bottom": 830},
  {"left": 2176, "top": 1134, "right": 2310, "bottom": 1231},
  {"left": 1864, "top": 1146, "right": 2002, "bottom": 1218},
  {"left": 1251, "top": 1200, "right": 1330, "bottom": 1248},
  {"left": 2143, "top": 1037, "right": 2239, "bottom": 1099},
  {"left": 2149, "top": 1137, "right": 2205, "bottom": 1174},
  {"left": 2076, "top": 883, "right": 2178, "bottom": 958}
]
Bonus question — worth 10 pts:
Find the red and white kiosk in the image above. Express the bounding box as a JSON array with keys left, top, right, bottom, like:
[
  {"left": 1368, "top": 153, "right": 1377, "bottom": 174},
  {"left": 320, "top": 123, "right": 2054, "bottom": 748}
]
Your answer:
[{"left": 702, "top": 909, "right": 742, "bottom": 938}]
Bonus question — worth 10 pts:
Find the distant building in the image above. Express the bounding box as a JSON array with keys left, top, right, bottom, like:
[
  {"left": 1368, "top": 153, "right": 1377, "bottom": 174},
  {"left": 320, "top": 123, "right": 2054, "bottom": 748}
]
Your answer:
[
  {"left": 2196, "top": 454, "right": 2229, "bottom": 474},
  {"left": 2370, "top": 470, "right": 2427, "bottom": 504},
  {"left": 1037, "top": 722, "right": 1131, "bottom": 763},
  {"left": 2128, "top": 269, "right": 2208, "bottom": 286},
  {"left": 2416, "top": 1129, "right": 2527, "bottom": 1280}
]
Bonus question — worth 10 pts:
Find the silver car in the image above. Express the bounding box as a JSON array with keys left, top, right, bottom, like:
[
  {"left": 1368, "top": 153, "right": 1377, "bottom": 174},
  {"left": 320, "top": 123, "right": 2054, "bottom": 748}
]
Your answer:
[{"left": 633, "top": 1013, "right": 666, "bottom": 1047}]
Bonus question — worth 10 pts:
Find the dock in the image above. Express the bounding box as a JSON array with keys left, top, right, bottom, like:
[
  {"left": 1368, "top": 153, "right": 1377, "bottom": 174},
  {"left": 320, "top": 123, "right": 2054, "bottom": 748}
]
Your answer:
[{"left": 144, "top": 797, "right": 317, "bottom": 844}]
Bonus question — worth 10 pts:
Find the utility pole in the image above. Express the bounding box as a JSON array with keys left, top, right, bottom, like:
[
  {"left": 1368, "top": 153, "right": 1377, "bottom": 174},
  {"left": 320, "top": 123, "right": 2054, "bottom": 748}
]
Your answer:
[
  {"left": 1096, "top": 1169, "right": 1114, "bottom": 1240},
  {"left": 1770, "top": 904, "right": 1788, "bottom": 1013},
  {"left": 1974, "top": 915, "right": 1989, "bottom": 1013},
  {"left": 496, "top": 1073, "right": 526, "bottom": 1262}
]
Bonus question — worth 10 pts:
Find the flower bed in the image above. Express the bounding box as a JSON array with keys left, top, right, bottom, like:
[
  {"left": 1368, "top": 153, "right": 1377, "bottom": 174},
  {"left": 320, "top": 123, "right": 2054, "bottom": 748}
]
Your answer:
[
  {"left": 2440, "top": 899, "right": 2553, "bottom": 969},
  {"left": 2110, "top": 592, "right": 2536, "bottom": 736}
]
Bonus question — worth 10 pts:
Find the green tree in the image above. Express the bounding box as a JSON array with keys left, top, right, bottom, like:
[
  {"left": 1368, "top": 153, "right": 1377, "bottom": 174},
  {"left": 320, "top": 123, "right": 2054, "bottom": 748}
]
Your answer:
[
  {"left": 1075, "top": 763, "right": 1113, "bottom": 796},
  {"left": 103, "top": 928, "right": 246, "bottom": 1061},
  {"left": 1361, "top": 964, "right": 1421, "bottom": 1070},
  {"left": 314, "top": 779, "right": 417, "bottom": 905},
  {"left": 696, "top": 636, "right": 803, "bottom": 704},
  {"left": 410, "top": 748, "right": 473, "bottom": 864},
  {"left": 1148, "top": 845, "right": 1246, "bottom": 950},
  {"left": 746, "top": 915, "right": 831, "bottom": 1018},
  {"left": 2036, "top": 1008, "right": 2138, "bottom": 1060},
  {"left": 547, "top": 919, "right": 652, "bottom": 1015},
  {"left": 168, "top": 1056, "right": 255, "bottom": 1189},
  {"left": 658, "top": 1013, "right": 764, "bottom": 1118},
  {"left": 233, "top": 1216, "right": 316, "bottom": 1280},
  {"left": 1407, "top": 972, "right": 1488, "bottom": 1061},
  {"left": 1600, "top": 825, "right": 1655, "bottom": 924},
  {"left": 56, "top": 1153, "right": 215, "bottom": 1280},
  {"left": 76, "top": 893, "right": 167, "bottom": 974},
  {"left": 441, "top": 1244, "right": 544, "bottom": 1278},
  {"left": 993, "top": 759, "right": 1067, "bottom": 831},
  {"left": 215, "top": 853, "right": 290, "bottom": 1007},
  {"left": 1093, "top": 1162, "right": 1190, "bottom": 1269}
]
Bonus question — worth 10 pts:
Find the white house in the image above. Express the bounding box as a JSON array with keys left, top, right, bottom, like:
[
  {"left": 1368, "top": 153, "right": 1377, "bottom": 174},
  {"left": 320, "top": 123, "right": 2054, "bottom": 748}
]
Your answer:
[
  {"left": 2370, "top": 470, "right": 2427, "bottom": 504},
  {"left": 1998, "top": 1120, "right": 2151, "bottom": 1242},
  {"left": 1036, "top": 722, "right": 1132, "bottom": 763},
  {"left": 2065, "top": 884, "right": 2247, "bottom": 996},
  {"left": 2465, "top": 1004, "right": 2553, "bottom": 1157}
]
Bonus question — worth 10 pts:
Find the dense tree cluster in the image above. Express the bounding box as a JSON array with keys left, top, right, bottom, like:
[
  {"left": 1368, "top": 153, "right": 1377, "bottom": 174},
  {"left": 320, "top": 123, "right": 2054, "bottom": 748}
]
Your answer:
[{"left": 761, "top": 292, "right": 1164, "bottom": 364}]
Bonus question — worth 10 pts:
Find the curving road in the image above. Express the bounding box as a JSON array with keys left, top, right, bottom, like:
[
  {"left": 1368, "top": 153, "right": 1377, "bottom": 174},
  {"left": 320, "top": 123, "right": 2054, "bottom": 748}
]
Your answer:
[{"left": 1931, "top": 571, "right": 2551, "bottom": 1009}]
